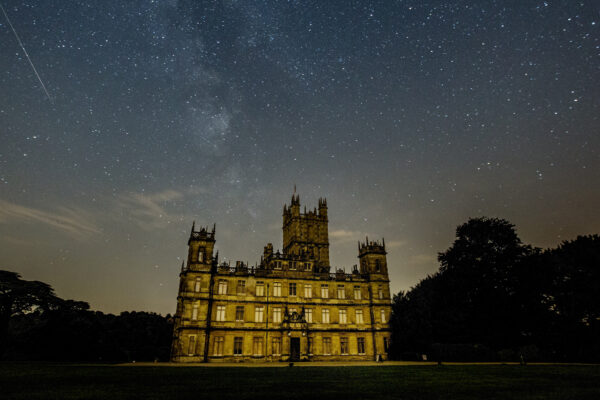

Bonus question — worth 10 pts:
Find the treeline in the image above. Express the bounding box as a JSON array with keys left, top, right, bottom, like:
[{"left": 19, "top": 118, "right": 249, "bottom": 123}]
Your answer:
[
  {"left": 389, "top": 217, "right": 600, "bottom": 362},
  {"left": 0, "top": 271, "right": 172, "bottom": 362}
]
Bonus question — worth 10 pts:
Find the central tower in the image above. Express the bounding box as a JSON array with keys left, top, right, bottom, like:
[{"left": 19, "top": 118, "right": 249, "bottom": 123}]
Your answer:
[{"left": 282, "top": 194, "right": 329, "bottom": 268}]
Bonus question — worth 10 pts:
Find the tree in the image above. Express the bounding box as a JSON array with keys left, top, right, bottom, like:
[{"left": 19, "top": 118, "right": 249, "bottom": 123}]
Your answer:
[{"left": 0, "top": 270, "right": 59, "bottom": 354}]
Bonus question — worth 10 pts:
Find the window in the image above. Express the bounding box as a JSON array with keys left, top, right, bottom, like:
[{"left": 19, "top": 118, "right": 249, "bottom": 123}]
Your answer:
[
  {"left": 337, "top": 285, "right": 345, "bottom": 299},
  {"left": 307, "top": 337, "right": 313, "bottom": 354},
  {"left": 304, "top": 284, "right": 312, "bottom": 298},
  {"left": 380, "top": 309, "right": 386, "bottom": 323},
  {"left": 289, "top": 282, "right": 297, "bottom": 296},
  {"left": 191, "top": 303, "right": 199, "bottom": 321},
  {"left": 289, "top": 261, "right": 297, "bottom": 270},
  {"left": 216, "top": 305, "right": 226, "bottom": 321},
  {"left": 273, "top": 282, "right": 281, "bottom": 297},
  {"left": 255, "top": 306, "right": 264, "bottom": 322},
  {"left": 253, "top": 337, "right": 264, "bottom": 356},
  {"left": 322, "top": 309, "right": 330, "bottom": 324},
  {"left": 272, "top": 337, "right": 281, "bottom": 356},
  {"left": 273, "top": 307, "right": 282, "bottom": 323},
  {"left": 305, "top": 308, "right": 313, "bottom": 323},
  {"left": 237, "top": 280, "right": 246, "bottom": 295},
  {"left": 339, "top": 309, "right": 347, "bottom": 324},
  {"left": 194, "top": 278, "right": 201, "bottom": 293},
  {"left": 217, "top": 280, "right": 228, "bottom": 295},
  {"left": 213, "top": 336, "right": 224, "bottom": 356},
  {"left": 256, "top": 282, "right": 264, "bottom": 296},
  {"left": 384, "top": 337, "right": 389, "bottom": 352},
  {"left": 375, "top": 259, "right": 381, "bottom": 272},
  {"left": 198, "top": 248, "right": 204, "bottom": 262},
  {"left": 305, "top": 262, "right": 312, "bottom": 271},
  {"left": 235, "top": 306, "right": 244, "bottom": 322},
  {"left": 357, "top": 338, "right": 366, "bottom": 354},
  {"left": 289, "top": 308, "right": 297, "bottom": 315},
  {"left": 340, "top": 337, "right": 349, "bottom": 355},
  {"left": 354, "top": 286, "right": 361, "bottom": 300},
  {"left": 274, "top": 261, "right": 282, "bottom": 269},
  {"left": 355, "top": 309, "right": 364, "bottom": 324},
  {"left": 378, "top": 285, "right": 384, "bottom": 299},
  {"left": 323, "top": 337, "right": 332, "bottom": 355},
  {"left": 188, "top": 335, "right": 196, "bottom": 355},
  {"left": 321, "top": 284, "right": 329, "bottom": 298},
  {"left": 234, "top": 337, "right": 243, "bottom": 355}
]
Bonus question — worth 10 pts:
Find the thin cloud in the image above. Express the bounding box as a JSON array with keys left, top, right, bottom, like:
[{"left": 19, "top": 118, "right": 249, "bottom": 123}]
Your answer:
[
  {"left": 118, "top": 189, "right": 188, "bottom": 230},
  {"left": 0, "top": 199, "right": 100, "bottom": 237},
  {"left": 329, "top": 229, "right": 363, "bottom": 243}
]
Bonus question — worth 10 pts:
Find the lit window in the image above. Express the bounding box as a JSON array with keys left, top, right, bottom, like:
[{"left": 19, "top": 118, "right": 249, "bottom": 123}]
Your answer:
[
  {"left": 198, "top": 248, "right": 204, "bottom": 262},
  {"left": 216, "top": 305, "right": 226, "bottom": 321},
  {"left": 321, "top": 284, "right": 329, "bottom": 298},
  {"left": 194, "top": 278, "right": 201, "bottom": 293},
  {"left": 355, "top": 309, "right": 364, "bottom": 324},
  {"left": 188, "top": 335, "right": 197, "bottom": 355},
  {"left": 253, "top": 337, "right": 264, "bottom": 356},
  {"left": 339, "top": 309, "right": 347, "bottom": 324},
  {"left": 380, "top": 309, "right": 386, "bottom": 323},
  {"left": 378, "top": 285, "right": 384, "bottom": 299},
  {"left": 273, "top": 307, "right": 282, "bottom": 323},
  {"left": 322, "top": 309, "right": 330, "bottom": 324},
  {"left": 191, "top": 303, "right": 199, "bottom": 321},
  {"left": 305, "top": 308, "right": 313, "bottom": 323},
  {"left": 337, "top": 285, "right": 345, "bottom": 299},
  {"left": 357, "top": 337, "right": 365, "bottom": 354},
  {"left": 255, "top": 306, "right": 264, "bottom": 322},
  {"left": 272, "top": 337, "right": 281, "bottom": 356},
  {"left": 234, "top": 337, "right": 243, "bottom": 355},
  {"left": 304, "top": 284, "right": 312, "bottom": 298},
  {"left": 235, "top": 306, "right": 244, "bottom": 322},
  {"left": 213, "top": 336, "right": 224, "bottom": 356},
  {"left": 217, "top": 280, "right": 228, "bottom": 295},
  {"left": 354, "top": 286, "right": 361, "bottom": 300},
  {"left": 273, "top": 282, "right": 281, "bottom": 297},
  {"left": 323, "top": 337, "right": 332, "bottom": 355},
  {"left": 340, "top": 337, "right": 349, "bottom": 355},
  {"left": 289, "top": 282, "right": 297, "bottom": 296},
  {"left": 256, "top": 282, "right": 264, "bottom": 296}
]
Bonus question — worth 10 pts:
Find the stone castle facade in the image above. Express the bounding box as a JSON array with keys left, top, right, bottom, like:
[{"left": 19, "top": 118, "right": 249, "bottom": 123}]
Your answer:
[{"left": 171, "top": 194, "right": 392, "bottom": 362}]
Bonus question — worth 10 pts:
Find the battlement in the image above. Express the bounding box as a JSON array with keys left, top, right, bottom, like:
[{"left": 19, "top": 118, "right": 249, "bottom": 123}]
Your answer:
[
  {"left": 188, "top": 222, "right": 216, "bottom": 245},
  {"left": 358, "top": 237, "right": 386, "bottom": 256}
]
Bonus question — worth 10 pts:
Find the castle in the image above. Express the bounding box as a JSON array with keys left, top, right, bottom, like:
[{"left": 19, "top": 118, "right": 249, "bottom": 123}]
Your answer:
[{"left": 171, "top": 193, "right": 392, "bottom": 362}]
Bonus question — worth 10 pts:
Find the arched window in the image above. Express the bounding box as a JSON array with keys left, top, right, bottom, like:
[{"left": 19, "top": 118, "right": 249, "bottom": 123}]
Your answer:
[
  {"left": 375, "top": 259, "right": 381, "bottom": 272},
  {"left": 198, "top": 248, "right": 204, "bottom": 262}
]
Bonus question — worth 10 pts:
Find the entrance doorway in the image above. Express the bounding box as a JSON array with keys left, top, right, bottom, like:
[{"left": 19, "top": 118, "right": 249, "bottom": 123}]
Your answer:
[{"left": 290, "top": 337, "right": 300, "bottom": 361}]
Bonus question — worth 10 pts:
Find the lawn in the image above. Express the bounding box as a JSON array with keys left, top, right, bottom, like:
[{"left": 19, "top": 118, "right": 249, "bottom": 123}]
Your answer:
[{"left": 1, "top": 363, "right": 599, "bottom": 400}]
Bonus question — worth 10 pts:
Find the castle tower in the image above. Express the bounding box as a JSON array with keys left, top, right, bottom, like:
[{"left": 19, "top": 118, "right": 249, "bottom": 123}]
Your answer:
[
  {"left": 282, "top": 194, "right": 329, "bottom": 267},
  {"left": 358, "top": 237, "right": 388, "bottom": 277},
  {"left": 187, "top": 222, "right": 216, "bottom": 270}
]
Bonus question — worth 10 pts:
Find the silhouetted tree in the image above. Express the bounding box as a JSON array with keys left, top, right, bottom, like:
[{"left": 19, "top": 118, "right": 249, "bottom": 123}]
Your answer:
[{"left": 0, "top": 270, "right": 59, "bottom": 355}]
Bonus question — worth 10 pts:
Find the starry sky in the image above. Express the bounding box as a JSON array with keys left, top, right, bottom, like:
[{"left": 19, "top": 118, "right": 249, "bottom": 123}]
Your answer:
[{"left": 1, "top": 1, "right": 598, "bottom": 315}]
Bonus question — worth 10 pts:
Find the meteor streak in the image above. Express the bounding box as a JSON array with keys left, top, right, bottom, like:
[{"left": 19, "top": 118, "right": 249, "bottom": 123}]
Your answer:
[{"left": 1, "top": 2, "right": 52, "bottom": 102}]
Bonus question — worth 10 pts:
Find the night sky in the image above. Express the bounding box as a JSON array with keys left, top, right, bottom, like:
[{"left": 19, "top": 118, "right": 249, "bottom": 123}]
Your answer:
[{"left": 1, "top": 1, "right": 598, "bottom": 315}]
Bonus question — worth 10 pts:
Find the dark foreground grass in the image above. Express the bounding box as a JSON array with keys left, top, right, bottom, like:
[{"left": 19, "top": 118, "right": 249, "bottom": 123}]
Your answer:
[{"left": 1, "top": 363, "right": 599, "bottom": 400}]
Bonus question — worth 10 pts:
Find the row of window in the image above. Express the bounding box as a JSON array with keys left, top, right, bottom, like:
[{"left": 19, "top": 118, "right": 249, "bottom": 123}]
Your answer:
[
  {"left": 187, "top": 335, "right": 376, "bottom": 357},
  {"left": 191, "top": 304, "right": 387, "bottom": 324},
  {"left": 271, "top": 260, "right": 312, "bottom": 271},
  {"left": 191, "top": 278, "right": 387, "bottom": 300}
]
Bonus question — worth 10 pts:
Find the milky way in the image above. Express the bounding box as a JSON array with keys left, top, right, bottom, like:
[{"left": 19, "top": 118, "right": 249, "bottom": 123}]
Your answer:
[{"left": 1, "top": 1, "right": 598, "bottom": 314}]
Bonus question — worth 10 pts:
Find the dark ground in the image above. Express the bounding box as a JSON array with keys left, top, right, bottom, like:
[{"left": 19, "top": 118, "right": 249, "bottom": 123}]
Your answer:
[{"left": 1, "top": 363, "right": 599, "bottom": 400}]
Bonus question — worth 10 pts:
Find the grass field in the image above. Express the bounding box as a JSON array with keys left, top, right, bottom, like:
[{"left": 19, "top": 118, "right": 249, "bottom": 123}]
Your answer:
[{"left": 1, "top": 363, "right": 599, "bottom": 400}]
